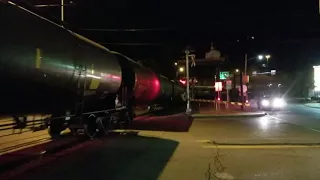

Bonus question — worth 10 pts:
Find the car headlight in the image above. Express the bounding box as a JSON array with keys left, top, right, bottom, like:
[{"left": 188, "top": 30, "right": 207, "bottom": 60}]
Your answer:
[
  {"left": 273, "top": 98, "right": 286, "bottom": 107},
  {"left": 261, "top": 99, "right": 269, "bottom": 106}
]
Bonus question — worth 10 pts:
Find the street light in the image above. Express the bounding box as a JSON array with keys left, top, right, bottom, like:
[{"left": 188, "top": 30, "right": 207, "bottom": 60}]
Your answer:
[
  {"left": 174, "top": 62, "right": 178, "bottom": 66},
  {"left": 265, "top": 55, "right": 271, "bottom": 65},
  {"left": 235, "top": 69, "right": 239, "bottom": 73},
  {"left": 179, "top": 67, "right": 184, "bottom": 72},
  {"left": 245, "top": 54, "right": 271, "bottom": 75},
  {"left": 257, "top": 54, "right": 271, "bottom": 66}
]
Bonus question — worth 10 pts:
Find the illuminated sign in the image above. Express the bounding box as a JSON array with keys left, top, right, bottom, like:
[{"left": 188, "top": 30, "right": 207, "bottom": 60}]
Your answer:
[
  {"left": 215, "top": 82, "right": 222, "bottom": 92},
  {"left": 314, "top": 66, "right": 320, "bottom": 91},
  {"left": 219, "top": 71, "right": 230, "bottom": 80}
]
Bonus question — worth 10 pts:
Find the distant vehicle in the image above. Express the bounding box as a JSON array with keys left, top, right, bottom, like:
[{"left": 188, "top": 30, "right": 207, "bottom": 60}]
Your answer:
[{"left": 257, "top": 94, "right": 287, "bottom": 110}]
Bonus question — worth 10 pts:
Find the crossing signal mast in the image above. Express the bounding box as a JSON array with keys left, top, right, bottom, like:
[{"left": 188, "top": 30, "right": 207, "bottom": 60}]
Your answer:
[{"left": 184, "top": 46, "right": 196, "bottom": 114}]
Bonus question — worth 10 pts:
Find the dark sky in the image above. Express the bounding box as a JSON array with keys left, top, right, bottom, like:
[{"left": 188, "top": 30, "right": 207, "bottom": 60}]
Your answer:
[{"left": 22, "top": 0, "right": 320, "bottom": 76}]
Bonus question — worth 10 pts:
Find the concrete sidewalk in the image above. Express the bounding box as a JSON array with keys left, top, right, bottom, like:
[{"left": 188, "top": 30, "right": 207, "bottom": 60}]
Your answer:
[{"left": 191, "top": 104, "right": 266, "bottom": 118}]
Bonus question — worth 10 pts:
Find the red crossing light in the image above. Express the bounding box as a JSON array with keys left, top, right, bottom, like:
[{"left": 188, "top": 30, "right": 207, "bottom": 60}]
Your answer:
[{"left": 179, "top": 79, "right": 186, "bottom": 85}]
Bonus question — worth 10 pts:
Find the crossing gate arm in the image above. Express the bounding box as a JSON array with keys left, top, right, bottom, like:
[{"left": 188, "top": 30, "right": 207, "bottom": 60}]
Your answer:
[{"left": 191, "top": 99, "right": 250, "bottom": 106}]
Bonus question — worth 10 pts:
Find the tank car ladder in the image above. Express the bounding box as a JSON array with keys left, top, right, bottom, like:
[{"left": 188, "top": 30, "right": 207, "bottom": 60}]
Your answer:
[
  {"left": 75, "top": 65, "right": 87, "bottom": 121},
  {"left": 68, "top": 65, "right": 87, "bottom": 134}
]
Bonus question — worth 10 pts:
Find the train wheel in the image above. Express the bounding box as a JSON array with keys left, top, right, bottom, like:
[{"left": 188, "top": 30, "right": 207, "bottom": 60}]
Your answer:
[
  {"left": 83, "top": 115, "right": 98, "bottom": 139},
  {"left": 95, "top": 117, "right": 109, "bottom": 137},
  {"left": 70, "top": 128, "right": 80, "bottom": 136},
  {"left": 48, "top": 122, "right": 62, "bottom": 139}
]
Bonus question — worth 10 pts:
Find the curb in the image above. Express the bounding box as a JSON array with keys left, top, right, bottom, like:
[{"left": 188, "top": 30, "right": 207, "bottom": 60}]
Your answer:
[{"left": 191, "top": 112, "right": 267, "bottom": 118}]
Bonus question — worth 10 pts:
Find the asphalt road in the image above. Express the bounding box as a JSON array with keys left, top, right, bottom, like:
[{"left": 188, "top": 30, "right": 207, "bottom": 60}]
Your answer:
[
  {"left": 3, "top": 103, "right": 320, "bottom": 180},
  {"left": 268, "top": 103, "right": 320, "bottom": 132}
]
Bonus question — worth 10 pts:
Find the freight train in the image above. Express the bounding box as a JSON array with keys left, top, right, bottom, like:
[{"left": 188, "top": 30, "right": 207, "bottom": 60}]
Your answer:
[{"left": 0, "top": 1, "right": 186, "bottom": 138}]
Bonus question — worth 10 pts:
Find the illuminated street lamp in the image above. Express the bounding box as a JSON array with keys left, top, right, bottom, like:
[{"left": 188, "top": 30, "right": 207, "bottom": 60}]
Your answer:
[
  {"left": 258, "top": 54, "right": 271, "bottom": 60},
  {"left": 265, "top": 55, "right": 271, "bottom": 64},
  {"left": 235, "top": 69, "right": 239, "bottom": 73},
  {"left": 245, "top": 54, "right": 271, "bottom": 75},
  {"left": 179, "top": 67, "right": 184, "bottom": 72},
  {"left": 174, "top": 62, "right": 178, "bottom": 66}
]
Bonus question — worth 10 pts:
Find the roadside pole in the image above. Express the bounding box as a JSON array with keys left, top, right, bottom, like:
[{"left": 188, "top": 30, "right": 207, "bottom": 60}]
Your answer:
[
  {"left": 185, "top": 50, "right": 191, "bottom": 114},
  {"left": 215, "top": 74, "right": 218, "bottom": 111},
  {"left": 240, "top": 70, "right": 244, "bottom": 110},
  {"left": 226, "top": 88, "right": 229, "bottom": 109},
  {"left": 226, "top": 79, "right": 232, "bottom": 109}
]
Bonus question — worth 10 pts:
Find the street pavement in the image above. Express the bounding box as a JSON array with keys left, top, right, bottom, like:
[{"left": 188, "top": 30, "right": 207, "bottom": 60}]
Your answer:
[
  {"left": 3, "top": 103, "right": 320, "bottom": 180},
  {"left": 191, "top": 102, "right": 266, "bottom": 118},
  {"left": 268, "top": 103, "right": 320, "bottom": 132},
  {"left": 305, "top": 103, "right": 320, "bottom": 109}
]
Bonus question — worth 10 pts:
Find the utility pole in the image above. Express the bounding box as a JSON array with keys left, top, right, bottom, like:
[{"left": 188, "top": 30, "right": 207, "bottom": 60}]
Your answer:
[
  {"left": 185, "top": 49, "right": 192, "bottom": 114},
  {"left": 34, "top": 0, "right": 76, "bottom": 23},
  {"left": 244, "top": 53, "right": 248, "bottom": 101},
  {"left": 61, "top": 0, "right": 64, "bottom": 22},
  {"left": 239, "top": 69, "right": 244, "bottom": 110},
  {"left": 244, "top": 53, "right": 248, "bottom": 76}
]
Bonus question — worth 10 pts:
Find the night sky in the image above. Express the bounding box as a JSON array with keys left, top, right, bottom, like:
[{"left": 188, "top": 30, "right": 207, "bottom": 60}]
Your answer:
[{"left": 21, "top": 0, "right": 320, "bottom": 77}]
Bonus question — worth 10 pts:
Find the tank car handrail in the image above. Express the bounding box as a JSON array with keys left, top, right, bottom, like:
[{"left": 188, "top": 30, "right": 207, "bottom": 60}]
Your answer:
[
  {"left": 110, "top": 51, "right": 135, "bottom": 63},
  {"left": 71, "top": 33, "right": 111, "bottom": 52},
  {"left": 110, "top": 51, "right": 155, "bottom": 71}
]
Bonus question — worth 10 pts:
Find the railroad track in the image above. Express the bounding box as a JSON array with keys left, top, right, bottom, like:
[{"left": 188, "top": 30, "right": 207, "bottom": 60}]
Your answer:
[
  {"left": 0, "top": 108, "right": 152, "bottom": 160},
  {"left": 0, "top": 106, "right": 178, "bottom": 180},
  {"left": 0, "top": 137, "right": 51, "bottom": 156},
  {"left": 0, "top": 134, "right": 93, "bottom": 180}
]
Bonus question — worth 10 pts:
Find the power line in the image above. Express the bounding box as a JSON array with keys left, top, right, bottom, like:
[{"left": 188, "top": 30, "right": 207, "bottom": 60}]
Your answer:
[
  {"left": 99, "top": 42, "right": 165, "bottom": 46},
  {"left": 80, "top": 28, "right": 174, "bottom": 32}
]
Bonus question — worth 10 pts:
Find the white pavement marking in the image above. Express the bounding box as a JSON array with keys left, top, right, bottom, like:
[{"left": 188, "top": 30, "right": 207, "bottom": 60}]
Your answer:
[
  {"left": 202, "top": 145, "right": 320, "bottom": 149},
  {"left": 268, "top": 115, "right": 320, "bottom": 133},
  {"left": 215, "top": 172, "right": 235, "bottom": 180},
  {"left": 196, "top": 140, "right": 212, "bottom": 143}
]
